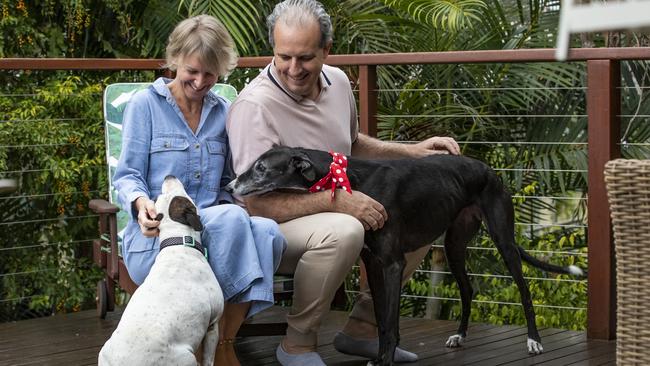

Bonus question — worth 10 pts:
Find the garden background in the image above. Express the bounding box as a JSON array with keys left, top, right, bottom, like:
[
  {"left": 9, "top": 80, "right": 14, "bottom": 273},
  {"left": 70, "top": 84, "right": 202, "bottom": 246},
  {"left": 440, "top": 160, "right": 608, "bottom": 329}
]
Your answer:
[{"left": 1, "top": 0, "right": 649, "bottom": 331}]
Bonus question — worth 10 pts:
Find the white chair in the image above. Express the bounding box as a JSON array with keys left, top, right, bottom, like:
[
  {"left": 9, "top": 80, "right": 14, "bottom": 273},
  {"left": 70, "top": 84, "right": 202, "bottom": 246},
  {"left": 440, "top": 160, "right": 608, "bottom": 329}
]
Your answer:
[{"left": 556, "top": 0, "right": 650, "bottom": 61}]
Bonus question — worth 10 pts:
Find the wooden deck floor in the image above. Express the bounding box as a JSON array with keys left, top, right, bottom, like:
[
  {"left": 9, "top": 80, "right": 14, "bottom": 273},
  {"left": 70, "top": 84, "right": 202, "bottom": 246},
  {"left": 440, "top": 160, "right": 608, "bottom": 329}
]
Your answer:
[{"left": 0, "top": 306, "right": 615, "bottom": 365}]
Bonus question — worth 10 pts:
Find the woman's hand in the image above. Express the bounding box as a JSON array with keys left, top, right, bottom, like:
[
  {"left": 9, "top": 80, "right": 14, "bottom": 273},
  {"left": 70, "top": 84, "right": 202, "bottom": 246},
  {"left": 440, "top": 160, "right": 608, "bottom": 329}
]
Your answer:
[{"left": 135, "top": 197, "right": 160, "bottom": 237}]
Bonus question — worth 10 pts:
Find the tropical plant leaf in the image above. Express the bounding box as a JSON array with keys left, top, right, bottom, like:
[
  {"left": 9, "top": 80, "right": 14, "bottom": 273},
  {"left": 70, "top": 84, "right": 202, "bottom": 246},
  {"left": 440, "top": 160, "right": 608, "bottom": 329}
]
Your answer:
[
  {"left": 380, "top": 0, "right": 487, "bottom": 32},
  {"left": 179, "top": 0, "right": 266, "bottom": 56}
]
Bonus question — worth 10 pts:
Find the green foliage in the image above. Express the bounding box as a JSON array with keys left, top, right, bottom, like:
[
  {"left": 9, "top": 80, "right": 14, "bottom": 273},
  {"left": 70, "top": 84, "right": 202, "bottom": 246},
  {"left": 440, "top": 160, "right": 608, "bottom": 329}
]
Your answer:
[
  {"left": 179, "top": 0, "right": 268, "bottom": 56},
  {"left": 0, "top": 0, "right": 138, "bottom": 57},
  {"left": 380, "top": 0, "right": 487, "bottom": 32},
  {"left": 401, "top": 186, "right": 588, "bottom": 330},
  {"left": 2, "top": 0, "right": 649, "bottom": 332},
  {"left": 0, "top": 74, "right": 107, "bottom": 318},
  {"left": 433, "top": 226, "right": 588, "bottom": 330},
  {"left": 0, "top": 0, "right": 270, "bottom": 58}
]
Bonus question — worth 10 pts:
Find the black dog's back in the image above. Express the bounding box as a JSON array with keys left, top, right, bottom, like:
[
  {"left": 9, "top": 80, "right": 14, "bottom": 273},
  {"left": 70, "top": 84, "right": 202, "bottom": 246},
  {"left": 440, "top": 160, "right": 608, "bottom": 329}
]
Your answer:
[
  {"left": 246, "top": 146, "right": 577, "bottom": 277},
  {"left": 338, "top": 153, "right": 498, "bottom": 253}
]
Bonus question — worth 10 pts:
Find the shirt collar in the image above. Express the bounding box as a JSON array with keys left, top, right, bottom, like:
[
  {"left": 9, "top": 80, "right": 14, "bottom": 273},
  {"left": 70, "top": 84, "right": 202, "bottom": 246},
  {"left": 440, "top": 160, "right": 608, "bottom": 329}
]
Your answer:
[{"left": 267, "top": 60, "right": 332, "bottom": 103}]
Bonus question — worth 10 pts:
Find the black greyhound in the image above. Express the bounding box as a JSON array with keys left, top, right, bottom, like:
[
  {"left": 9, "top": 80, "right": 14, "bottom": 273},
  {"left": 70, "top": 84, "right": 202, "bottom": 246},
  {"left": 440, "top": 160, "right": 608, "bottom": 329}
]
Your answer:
[{"left": 226, "top": 146, "right": 583, "bottom": 366}]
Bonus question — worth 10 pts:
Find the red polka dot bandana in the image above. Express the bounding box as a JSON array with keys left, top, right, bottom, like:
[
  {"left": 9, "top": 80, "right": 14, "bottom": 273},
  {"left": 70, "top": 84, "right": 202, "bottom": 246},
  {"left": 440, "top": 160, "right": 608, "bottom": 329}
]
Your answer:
[{"left": 308, "top": 151, "right": 353, "bottom": 200}]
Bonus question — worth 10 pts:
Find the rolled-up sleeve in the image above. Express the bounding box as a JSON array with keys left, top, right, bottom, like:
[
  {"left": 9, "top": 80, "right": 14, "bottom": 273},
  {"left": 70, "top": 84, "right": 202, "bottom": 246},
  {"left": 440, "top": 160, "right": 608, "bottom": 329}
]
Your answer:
[
  {"left": 348, "top": 84, "right": 359, "bottom": 144},
  {"left": 112, "top": 92, "right": 153, "bottom": 220}
]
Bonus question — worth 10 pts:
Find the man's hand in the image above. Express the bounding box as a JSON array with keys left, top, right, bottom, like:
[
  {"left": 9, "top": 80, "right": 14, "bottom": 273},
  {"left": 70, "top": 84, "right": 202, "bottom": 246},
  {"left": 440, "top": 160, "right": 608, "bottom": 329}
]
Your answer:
[
  {"left": 333, "top": 190, "right": 388, "bottom": 231},
  {"left": 135, "top": 197, "right": 160, "bottom": 237},
  {"left": 411, "top": 136, "right": 461, "bottom": 158}
]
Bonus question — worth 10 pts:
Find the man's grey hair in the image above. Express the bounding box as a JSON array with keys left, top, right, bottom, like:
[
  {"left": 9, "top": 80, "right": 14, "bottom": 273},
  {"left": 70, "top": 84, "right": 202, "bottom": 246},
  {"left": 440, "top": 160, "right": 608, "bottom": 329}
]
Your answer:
[{"left": 267, "top": 0, "right": 333, "bottom": 48}]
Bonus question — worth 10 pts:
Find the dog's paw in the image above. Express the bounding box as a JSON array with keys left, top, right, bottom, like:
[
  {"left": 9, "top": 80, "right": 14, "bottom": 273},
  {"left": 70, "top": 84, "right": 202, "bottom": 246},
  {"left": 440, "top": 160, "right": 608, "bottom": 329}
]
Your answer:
[
  {"left": 445, "top": 334, "right": 465, "bottom": 348},
  {"left": 527, "top": 338, "right": 543, "bottom": 354}
]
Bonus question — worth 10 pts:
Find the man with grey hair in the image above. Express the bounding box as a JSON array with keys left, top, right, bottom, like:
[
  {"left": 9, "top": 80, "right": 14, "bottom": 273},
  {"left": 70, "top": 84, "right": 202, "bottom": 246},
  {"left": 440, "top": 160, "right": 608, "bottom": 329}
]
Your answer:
[{"left": 227, "top": 1, "right": 460, "bottom": 365}]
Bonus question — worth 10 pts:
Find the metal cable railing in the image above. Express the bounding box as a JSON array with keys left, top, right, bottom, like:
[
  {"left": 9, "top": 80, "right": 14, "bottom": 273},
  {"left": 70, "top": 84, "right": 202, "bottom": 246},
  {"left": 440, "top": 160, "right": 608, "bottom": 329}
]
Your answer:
[
  {"left": 1, "top": 85, "right": 591, "bottom": 317},
  {"left": 1, "top": 54, "right": 647, "bottom": 334}
]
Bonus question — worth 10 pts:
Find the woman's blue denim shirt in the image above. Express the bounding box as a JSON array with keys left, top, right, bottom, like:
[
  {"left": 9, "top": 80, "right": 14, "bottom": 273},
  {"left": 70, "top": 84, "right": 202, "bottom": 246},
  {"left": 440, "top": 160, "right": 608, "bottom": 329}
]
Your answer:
[{"left": 113, "top": 77, "right": 234, "bottom": 224}]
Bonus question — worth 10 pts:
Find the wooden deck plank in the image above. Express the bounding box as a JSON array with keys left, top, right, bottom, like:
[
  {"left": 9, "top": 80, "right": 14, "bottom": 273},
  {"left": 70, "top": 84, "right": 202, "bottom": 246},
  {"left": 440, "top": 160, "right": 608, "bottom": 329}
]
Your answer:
[
  {"left": 471, "top": 330, "right": 588, "bottom": 365},
  {"left": 419, "top": 325, "right": 531, "bottom": 363},
  {"left": 444, "top": 328, "right": 570, "bottom": 366},
  {"left": 565, "top": 350, "right": 616, "bottom": 366},
  {"left": 0, "top": 306, "right": 614, "bottom": 365},
  {"left": 508, "top": 337, "right": 613, "bottom": 366},
  {"left": 536, "top": 340, "right": 616, "bottom": 366}
]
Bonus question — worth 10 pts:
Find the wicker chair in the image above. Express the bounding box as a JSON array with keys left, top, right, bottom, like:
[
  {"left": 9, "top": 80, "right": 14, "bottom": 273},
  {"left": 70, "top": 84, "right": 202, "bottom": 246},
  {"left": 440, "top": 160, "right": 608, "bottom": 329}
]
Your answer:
[{"left": 604, "top": 159, "right": 650, "bottom": 365}]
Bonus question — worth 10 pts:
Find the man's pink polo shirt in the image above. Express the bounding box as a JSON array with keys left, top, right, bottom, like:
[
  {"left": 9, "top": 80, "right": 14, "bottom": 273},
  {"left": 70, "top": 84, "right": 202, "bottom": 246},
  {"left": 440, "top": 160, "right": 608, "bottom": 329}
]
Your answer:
[{"left": 226, "top": 61, "right": 359, "bottom": 176}]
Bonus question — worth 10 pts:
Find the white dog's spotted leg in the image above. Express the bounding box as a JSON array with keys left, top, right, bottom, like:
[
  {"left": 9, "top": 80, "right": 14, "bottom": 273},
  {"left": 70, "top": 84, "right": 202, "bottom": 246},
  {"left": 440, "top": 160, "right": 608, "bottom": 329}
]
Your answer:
[
  {"left": 445, "top": 334, "right": 465, "bottom": 348},
  {"left": 527, "top": 338, "right": 543, "bottom": 354}
]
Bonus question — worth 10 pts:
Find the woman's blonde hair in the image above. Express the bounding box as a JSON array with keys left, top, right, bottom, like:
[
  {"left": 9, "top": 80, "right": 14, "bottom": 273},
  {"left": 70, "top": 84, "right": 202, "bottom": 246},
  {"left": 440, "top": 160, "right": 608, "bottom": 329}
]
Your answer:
[{"left": 165, "top": 15, "right": 238, "bottom": 77}]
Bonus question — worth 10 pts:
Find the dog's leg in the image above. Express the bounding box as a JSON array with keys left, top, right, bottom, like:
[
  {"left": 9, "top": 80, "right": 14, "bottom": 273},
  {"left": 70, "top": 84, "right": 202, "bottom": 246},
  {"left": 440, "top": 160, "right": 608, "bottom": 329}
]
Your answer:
[
  {"left": 479, "top": 183, "right": 543, "bottom": 354},
  {"left": 361, "top": 250, "right": 386, "bottom": 366},
  {"left": 495, "top": 244, "right": 542, "bottom": 353},
  {"left": 443, "top": 206, "right": 482, "bottom": 348},
  {"left": 200, "top": 320, "right": 219, "bottom": 366},
  {"left": 495, "top": 240, "right": 542, "bottom": 353},
  {"left": 362, "top": 247, "right": 405, "bottom": 366}
]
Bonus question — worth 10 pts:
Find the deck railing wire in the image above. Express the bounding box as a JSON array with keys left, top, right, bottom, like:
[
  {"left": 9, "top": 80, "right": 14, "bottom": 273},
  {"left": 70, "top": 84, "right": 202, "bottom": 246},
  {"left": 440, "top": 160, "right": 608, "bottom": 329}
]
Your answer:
[{"left": 1, "top": 48, "right": 649, "bottom": 338}]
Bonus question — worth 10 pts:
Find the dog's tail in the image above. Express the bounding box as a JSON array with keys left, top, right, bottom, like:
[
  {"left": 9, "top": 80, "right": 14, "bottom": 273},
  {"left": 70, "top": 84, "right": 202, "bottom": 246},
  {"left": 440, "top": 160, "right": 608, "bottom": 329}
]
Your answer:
[
  {"left": 478, "top": 170, "right": 585, "bottom": 278},
  {"left": 517, "top": 247, "right": 585, "bottom": 277}
]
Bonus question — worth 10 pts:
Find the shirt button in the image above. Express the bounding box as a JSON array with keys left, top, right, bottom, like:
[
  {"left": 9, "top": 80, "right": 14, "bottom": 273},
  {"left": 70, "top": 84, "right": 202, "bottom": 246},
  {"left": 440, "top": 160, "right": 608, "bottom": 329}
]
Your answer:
[
  {"left": 194, "top": 143, "right": 200, "bottom": 149},
  {"left": 195, "top": 172, "right": 201, "bottom": 179}
]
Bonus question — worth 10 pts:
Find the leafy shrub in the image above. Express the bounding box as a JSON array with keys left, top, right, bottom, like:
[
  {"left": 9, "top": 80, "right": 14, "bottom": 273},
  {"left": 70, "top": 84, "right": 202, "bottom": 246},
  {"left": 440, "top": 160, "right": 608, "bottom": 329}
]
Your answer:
[{"left": 0, "top": 73, "right": 107, "bottom": 320}]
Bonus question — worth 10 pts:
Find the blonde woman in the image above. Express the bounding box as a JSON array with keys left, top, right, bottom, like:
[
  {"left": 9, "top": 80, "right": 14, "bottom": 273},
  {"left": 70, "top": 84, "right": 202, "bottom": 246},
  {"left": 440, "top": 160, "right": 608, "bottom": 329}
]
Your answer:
[{"left": 113, "top": 15, "right": 286, "bottom": 365}]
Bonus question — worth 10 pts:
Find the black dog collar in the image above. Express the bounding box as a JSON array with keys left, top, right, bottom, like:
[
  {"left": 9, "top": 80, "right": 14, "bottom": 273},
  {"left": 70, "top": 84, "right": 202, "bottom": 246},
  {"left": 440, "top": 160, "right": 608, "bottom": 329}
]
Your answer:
[{"left": 160, "top": 236, "right": 208, "bottom": 259}]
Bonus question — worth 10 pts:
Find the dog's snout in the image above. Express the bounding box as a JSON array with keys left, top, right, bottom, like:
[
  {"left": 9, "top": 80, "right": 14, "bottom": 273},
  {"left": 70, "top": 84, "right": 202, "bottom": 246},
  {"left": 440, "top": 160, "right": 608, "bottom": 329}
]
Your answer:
[{"left": 161, "top": 176, "right": 185, "bottom": 195}]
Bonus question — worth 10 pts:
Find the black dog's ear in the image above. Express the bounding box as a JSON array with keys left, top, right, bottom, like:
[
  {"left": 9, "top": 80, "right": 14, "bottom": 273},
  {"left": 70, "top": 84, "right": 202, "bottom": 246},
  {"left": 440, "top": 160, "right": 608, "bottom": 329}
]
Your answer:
[{"left": 292, "top": 156, "right": 316, "bottom": 181}]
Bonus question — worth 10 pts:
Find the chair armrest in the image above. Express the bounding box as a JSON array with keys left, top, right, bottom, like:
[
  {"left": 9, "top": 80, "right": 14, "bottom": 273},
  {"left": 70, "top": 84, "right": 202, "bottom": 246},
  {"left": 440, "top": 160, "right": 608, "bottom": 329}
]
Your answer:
[{"left": 89, "top": 199, "right": 120, "bottom": 214}]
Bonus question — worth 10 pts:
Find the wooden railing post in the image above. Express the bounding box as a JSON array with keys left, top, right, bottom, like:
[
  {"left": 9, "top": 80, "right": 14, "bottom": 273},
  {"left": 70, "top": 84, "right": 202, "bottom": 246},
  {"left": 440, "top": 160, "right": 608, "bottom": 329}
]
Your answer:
[
  {"left": 587, "top": 59, "right": 620, "bottom": 340},
  {"left": 358, "top": 65, "right": 378, "bottom": 137}
]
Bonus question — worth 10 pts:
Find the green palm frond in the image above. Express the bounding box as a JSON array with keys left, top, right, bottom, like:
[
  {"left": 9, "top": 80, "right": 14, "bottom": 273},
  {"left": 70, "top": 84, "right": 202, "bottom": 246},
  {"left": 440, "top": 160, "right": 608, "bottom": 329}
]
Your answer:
[
  {"left": 326, "top": 0, "right": 413, "bottom": 55},
  {"left": 377, "top": 79, "right": 491, "bottom": 142},
  {"left": 492, "top": 62, "right": 585, "bottom": 111},
  {"left": 505, "top": 95, "right": 588, "bottom": 196},
  {"left": 323, "top": 0, "right": 417, "bottom": 105},
  {"left": 380, "top": 0, "right": 487, "bottom": 32},
  {"left": 621, "top": 60, "right": 650, "bottom": 159},
  {"left": 132, "top": 0, "right": 183, "bottom": 57},
  {"left": 179, "top": 0, "right": 267, "bottom": 56}
]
